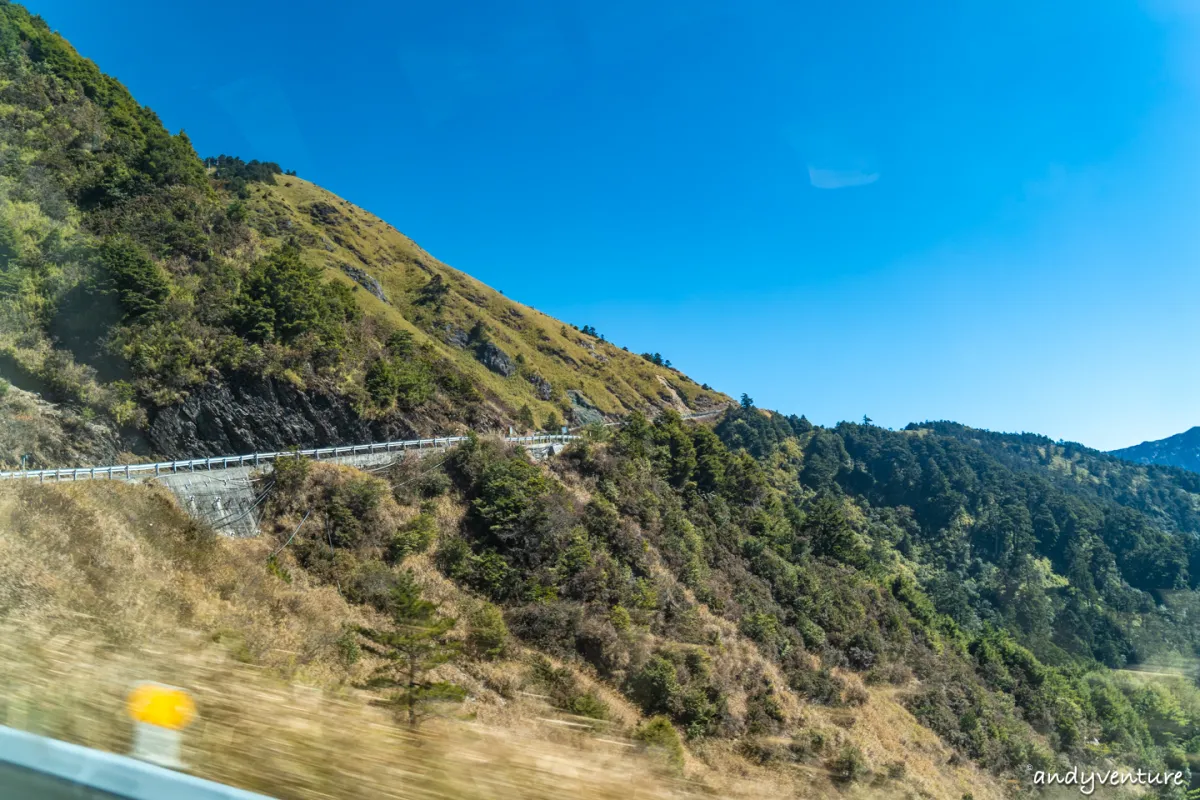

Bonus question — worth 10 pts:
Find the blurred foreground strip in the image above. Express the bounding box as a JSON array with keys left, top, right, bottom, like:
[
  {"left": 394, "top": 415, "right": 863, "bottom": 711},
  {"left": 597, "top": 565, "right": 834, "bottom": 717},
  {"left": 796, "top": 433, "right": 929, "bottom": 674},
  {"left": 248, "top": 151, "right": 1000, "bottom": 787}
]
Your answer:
[{"left": 0, "top": 724, "right": 274, "bottom": 800}]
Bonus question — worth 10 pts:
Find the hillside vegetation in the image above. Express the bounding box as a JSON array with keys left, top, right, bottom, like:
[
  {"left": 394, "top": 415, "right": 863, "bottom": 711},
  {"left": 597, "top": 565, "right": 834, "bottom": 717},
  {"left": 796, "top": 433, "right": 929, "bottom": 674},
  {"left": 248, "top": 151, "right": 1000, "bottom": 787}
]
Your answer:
[
  {"left": 5, "top": 3, "right": 1200, "bottom": 799},
  {"left": 8, "top": 404, "right": 1200, "bottom": 798},
  {"left": 0, "top": 456, "right": 1007, "bottom": 800},
  {"left": 0, "top": 2, "right": 725, "bottom": 467}
]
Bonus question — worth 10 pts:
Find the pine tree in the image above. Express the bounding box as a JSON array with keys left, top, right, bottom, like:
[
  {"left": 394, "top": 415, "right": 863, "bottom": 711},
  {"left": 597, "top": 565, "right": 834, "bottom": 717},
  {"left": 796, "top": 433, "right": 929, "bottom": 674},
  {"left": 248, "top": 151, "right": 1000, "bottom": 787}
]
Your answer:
[{"left": 358, "top": 571, "right": 465, "bottom": 728}]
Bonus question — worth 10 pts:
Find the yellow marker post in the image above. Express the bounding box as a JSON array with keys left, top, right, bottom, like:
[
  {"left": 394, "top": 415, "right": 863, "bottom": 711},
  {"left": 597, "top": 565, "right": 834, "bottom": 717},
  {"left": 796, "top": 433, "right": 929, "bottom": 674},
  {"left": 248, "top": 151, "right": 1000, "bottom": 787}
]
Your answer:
[{"left": 127, "top": 683, "right": 195, "bottom": 769}]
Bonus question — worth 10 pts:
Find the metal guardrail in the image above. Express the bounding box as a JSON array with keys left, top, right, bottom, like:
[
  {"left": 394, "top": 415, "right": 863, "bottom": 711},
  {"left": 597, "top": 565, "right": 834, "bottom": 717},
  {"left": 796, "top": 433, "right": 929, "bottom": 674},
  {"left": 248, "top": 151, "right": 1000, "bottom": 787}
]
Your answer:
[
  {"left": 0, "top": 434, "right": 577, "bottom": 483},
  {"left": 0, "top": 724, "right": 273, "bottom": 799}
]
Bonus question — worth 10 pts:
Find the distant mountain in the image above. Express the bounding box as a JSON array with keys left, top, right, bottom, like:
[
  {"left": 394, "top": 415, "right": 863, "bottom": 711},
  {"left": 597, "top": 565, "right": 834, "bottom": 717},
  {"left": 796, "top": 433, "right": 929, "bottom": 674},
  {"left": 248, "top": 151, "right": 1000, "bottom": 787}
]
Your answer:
[{"left": 1111, "top": 426, "right": 1200, "bottom": 472}]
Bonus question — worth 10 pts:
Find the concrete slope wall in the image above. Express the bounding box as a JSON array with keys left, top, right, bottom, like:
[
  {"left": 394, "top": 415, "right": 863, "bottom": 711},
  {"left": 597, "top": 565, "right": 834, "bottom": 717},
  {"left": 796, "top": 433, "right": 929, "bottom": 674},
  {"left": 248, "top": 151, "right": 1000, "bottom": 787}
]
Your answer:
[{"left": 150, "top": 443, "right": 563, "bottom": 537}]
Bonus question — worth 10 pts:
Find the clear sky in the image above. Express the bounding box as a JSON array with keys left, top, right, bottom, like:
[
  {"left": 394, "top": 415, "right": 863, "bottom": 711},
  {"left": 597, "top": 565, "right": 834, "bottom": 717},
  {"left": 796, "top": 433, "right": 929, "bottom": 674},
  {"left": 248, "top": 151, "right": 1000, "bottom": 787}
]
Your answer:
[{"left": 23, "top": 0, "right": 1200, "bottom": 450}]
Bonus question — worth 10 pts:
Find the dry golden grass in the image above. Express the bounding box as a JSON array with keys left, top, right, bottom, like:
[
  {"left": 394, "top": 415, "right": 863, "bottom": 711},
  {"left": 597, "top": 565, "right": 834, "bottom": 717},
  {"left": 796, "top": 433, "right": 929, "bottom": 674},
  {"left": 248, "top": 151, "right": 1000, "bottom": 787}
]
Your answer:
[
  {"left": 250, "top": 176, "right": 730, "bottom": 424},
  {"left": 0, "top": 479, "right": 1013, "bottom": 799}
]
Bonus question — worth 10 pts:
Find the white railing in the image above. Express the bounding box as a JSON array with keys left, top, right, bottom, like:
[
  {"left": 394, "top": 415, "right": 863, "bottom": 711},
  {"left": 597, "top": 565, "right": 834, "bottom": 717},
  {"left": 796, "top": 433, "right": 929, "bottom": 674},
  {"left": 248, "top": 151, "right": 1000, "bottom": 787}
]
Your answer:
[{"left": 0, "top": 433, "right": 577, "bottom": 482}]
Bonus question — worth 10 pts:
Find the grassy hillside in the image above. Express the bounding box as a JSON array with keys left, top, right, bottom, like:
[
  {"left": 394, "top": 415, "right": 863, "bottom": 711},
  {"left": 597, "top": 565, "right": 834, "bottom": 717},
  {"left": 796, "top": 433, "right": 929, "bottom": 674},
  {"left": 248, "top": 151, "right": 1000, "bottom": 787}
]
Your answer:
[
  {"left": 9, "top": 405, "right": 1200, "bottom": 797},
  {"left": 0, "top": 2, "right": 726, "bottom": 467},
  {"left": 0, "top": 460, "right": 1008, "bottom": 800}
]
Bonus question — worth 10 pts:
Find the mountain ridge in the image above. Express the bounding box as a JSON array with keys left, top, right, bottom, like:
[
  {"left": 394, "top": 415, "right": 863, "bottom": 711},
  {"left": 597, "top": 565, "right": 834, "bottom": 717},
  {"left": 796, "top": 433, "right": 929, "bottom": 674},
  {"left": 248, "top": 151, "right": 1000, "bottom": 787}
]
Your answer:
[
  {"left": 0, "top": 3, "right": 727, "bottom": 468},
  {"left": 1111, "top": 425, "right": 1200, "bottom": 473}
]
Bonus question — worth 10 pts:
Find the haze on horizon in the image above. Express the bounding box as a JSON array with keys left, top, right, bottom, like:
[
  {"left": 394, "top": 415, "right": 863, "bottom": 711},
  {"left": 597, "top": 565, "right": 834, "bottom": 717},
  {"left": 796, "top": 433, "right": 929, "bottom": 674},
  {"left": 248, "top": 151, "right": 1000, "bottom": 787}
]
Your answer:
[{"left": 25, "top": 0, "right": 1200, "bottom": 451}]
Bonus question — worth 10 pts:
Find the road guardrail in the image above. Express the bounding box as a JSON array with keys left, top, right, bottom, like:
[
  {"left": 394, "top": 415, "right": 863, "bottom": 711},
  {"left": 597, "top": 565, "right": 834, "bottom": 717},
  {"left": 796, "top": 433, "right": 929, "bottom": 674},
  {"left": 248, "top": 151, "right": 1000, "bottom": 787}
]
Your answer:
[
  {"left": 0, "top": 724, "right": 273, "bottom": 799},
  {"left": 0, "top": 434, "right": 577, "bottom": 482}
]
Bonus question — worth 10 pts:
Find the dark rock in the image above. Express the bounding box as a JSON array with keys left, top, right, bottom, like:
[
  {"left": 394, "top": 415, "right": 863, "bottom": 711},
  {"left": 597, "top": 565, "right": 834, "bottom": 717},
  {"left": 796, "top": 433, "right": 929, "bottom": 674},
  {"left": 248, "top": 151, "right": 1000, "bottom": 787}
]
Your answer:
[
  {"left": 527, "top": 372, "right": 553, "bottom": 401},
  {"left": 307, "top": 201, "right": 343, "bottom": 226},
  {"left": 339, "top": 263, "right": 387, "bottom": 302},
  {"left": 566, "top": 390, "right": 604, "bottom": 426},
  {"left": 476, "top": 341, "right": 516, "bottom": 377},
  {"left": 443, "top": 325, "right": 469, "bottom": 348},
  {"left": 147, "top": 374, "right": 416, "bottom": 458}
]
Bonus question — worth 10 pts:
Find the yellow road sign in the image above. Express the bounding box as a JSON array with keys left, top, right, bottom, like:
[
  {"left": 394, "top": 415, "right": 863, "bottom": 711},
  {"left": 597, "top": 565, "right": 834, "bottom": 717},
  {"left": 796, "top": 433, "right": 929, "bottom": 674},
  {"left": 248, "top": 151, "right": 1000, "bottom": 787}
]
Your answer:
[{"left": 126, "top": 683, "right": 195, "bottom": 731}]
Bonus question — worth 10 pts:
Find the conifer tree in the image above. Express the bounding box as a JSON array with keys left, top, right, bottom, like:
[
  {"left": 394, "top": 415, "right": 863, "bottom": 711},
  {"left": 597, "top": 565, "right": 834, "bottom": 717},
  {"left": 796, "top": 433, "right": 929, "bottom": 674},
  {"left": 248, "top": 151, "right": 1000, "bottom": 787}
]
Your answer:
[{"left": 358, "top": 571, "right": 465, "bottom": 728}]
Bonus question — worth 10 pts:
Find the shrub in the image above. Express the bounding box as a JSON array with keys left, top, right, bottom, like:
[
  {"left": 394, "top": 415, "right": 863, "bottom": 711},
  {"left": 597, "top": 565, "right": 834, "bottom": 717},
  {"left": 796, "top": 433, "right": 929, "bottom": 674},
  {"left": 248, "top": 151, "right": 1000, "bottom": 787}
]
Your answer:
[
  {"left": 365, "top": 358, "right": 399, "bottom": 407},
  {"left": 336, "top": 627, "right": 361, "bottom": 666},
  {"left": 633, "top": 716, "right": 685, "bottom": 773},
  {"left": 323, "top": 476, "right": 390, "bottom": 549},
  {"left": 505, "top": 602, "right": 583, "bottom": 658},
  {"left": 233, "top": 245, "right": 356, "bottom": 347},
  {"left": 844, "top": 684, "right": 869, "bottom": 707},
  {"left": 465, "top": 601, "right": 510, "bottom": 661},
  {"left": 345, "top": 559, "right": 400, "bottom": 612},
  {"left": 788, "top": 665, "right": 846, "bottom": 706},
  {"left": 389, "top": 513, "right": 437, "bottom": 562},
  {"left": 530, "top": 656, "right": 609, "bottom": 719},
  {"left": 827, "top": 743, "right": 870, "bottom": 783},
  {"left": 96, "top": 235, "right": 171, "bottom": 320},
  {"left": 628, "top": 655, "right": 682, "bottom": 717},
  {"left": 270, "top": 454, "right": 311, "bottom": 501}
]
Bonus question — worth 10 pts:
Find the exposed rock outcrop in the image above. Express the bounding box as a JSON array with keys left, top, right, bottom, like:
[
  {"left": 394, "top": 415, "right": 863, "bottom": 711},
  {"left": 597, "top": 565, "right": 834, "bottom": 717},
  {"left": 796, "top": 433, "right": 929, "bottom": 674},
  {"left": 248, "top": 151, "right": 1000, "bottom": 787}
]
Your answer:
[
  {"left": 147, "top": 374, "right": 416, "bottom": 458},
  {"left": 526, "top": 372, "right": 553, "bottom": 401},
  {"left": 476, "top": 341, "right": 516, "bottom": 377},
  {"left": 339, "top": 262, "right": 387, "bottom": 302},
  {"left": 566, "top": 390, "right": 604, "bottom": 426}
]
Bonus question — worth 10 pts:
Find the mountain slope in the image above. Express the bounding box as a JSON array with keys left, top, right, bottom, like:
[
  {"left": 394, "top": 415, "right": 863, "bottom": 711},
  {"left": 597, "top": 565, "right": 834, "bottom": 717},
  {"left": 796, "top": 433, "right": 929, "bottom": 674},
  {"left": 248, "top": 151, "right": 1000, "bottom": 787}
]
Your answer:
[
  {"left": 1111, "top": 426, "right": 1200, "bottom": 473},
  {"left": 6, "top": 3, "right": 1200, "bottom": 797},
  {"left": 0, "top": 3, "right": 726, "bottom": 467}
]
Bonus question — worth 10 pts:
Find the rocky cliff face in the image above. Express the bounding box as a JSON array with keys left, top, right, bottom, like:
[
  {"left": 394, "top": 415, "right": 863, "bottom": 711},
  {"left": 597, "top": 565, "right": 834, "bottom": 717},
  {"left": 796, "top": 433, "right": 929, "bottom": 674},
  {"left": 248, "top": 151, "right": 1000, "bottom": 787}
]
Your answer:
[{"left": 146, "top": 374, "right": 418, "bottom": 458}]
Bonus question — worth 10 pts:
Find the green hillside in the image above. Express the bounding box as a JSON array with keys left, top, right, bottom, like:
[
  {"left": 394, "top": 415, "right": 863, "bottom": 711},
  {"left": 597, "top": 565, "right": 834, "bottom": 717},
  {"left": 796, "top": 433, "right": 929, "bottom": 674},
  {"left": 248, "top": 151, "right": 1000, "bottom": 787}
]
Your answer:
[
  {"left": 7, "top": 2, "right": 1200, "bottom": 798},
  {"left": 0, "top": 3, "right": 725, "bottom": 466}
]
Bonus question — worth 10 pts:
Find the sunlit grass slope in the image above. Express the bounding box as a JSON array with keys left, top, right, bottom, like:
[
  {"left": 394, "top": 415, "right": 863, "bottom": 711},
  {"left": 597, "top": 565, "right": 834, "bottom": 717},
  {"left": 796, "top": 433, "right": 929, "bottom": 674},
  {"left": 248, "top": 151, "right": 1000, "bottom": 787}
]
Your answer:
[
  {"left": 0, "top": 477, "right": 1007, "bottom": 800},
  {"left": 242, "top": 174, "right": 727, "bottom": 423}
]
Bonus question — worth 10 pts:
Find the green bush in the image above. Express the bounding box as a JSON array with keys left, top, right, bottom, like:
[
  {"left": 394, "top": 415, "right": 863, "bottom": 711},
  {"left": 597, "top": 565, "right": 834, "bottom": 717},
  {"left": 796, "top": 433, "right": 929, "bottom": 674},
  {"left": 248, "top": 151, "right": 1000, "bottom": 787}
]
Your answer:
[
  {"left": 270, "top": 454, "right": 311, "bottom": 502},
  {"left": 233, "top": 245, "right": 357, "bottom": 346},
  {"left": 628, "top": 655, "right": 682, "bottom": 717},
  {"left": 465, "top": 601, "right": 510, "bottom": 661},
  {"left": 366, "top": 358, "right": 400, "bottom": 407},
  {"left": 633, "top": 716, "right": 684, "bottom": 772},
  {"left": 96, "top": 235, "right": 171, "bottom": 320},
  {"left": 827, "top": 743, "right": 870, "bottom": 783},
  {"left": 389, "top": 513, "right": 437, "bottom": 562}
]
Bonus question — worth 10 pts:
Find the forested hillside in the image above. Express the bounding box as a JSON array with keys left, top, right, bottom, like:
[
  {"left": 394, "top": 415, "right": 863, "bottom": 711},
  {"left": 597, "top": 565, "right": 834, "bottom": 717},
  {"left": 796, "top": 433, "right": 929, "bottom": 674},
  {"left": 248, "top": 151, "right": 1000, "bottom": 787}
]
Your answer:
[
  {"left": 5, "top": 2, "right": 1200, "bottom": 798},
  {"left": 237, "top": 402, "right": 1200, "bottom": 796},
  {"left": 0, "top": 2, "right": 725, "bottom": 468}
]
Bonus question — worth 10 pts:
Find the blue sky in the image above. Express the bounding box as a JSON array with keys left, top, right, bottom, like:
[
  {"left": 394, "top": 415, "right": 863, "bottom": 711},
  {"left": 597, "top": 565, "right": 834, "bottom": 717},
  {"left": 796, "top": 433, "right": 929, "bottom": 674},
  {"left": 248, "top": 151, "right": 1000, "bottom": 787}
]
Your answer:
[{"left": 25, "top": 0, "right": 1200, "bottom": 450}]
